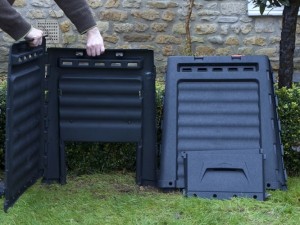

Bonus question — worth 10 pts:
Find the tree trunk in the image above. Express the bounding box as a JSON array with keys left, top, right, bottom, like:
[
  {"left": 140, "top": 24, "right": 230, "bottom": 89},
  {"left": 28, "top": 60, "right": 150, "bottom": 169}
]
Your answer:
[
  {"left": 185, "top": 0, "right": 194, "bottom": 55},
  {"left": 278, "top": 2, "right": 300, "bottom": 88}
]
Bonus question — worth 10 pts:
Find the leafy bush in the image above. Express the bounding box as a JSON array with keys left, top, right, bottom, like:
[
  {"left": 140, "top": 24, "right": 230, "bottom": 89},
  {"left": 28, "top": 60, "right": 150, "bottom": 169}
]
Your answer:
[
  {"left": 0, "top": 81, "right": 6, "bottom": 170},
  {"left": 276, "top": 85, "right": 300, "bottom": 176},
  {"left": 156, "top": 81, "right": 165, "bottom": 144},
  {"left": 0, "top": 81, "right": 299, "bottom": 176},
  {"left": 65, "top": 142, "right": 136, "bottom": 175}
]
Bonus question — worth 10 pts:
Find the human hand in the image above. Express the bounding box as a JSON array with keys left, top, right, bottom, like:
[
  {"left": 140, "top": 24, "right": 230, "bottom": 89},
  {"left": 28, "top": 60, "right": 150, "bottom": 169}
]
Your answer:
[
  {"left": 25, "top": 27, "right": 43, "bottom": 47},
  {"left": 86, "top": 27, "right": 105, "bottom": 57}
]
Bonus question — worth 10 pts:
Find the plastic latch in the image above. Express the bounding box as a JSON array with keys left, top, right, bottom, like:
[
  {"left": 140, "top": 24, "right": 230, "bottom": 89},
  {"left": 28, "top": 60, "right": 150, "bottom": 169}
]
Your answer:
[
  {"left": 181, "top": 152, "right": 187, "bottom": 158},
  {"left": 231, "top": 55, "right": 243, "bottom": 60},
  {"left": 115, "top": 52, "right": 124, "bottom": 58},
  {"left": 194, "top": 56, "right": 204, "bottom": 60}
]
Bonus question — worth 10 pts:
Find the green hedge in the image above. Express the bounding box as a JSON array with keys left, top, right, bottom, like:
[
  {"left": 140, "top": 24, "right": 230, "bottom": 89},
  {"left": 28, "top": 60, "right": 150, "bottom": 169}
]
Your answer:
[
  {"left": 65, "top": 142, "right": 136, "bottom": 175},
  {"left": 276, "top": 85, "right": 300, "bottom": 176},
  {"left": 0, "top": 81, "right": 300, "bottom": 176},
  {"left": 0, "top": 81, "right": 6, "bottom": 170}
]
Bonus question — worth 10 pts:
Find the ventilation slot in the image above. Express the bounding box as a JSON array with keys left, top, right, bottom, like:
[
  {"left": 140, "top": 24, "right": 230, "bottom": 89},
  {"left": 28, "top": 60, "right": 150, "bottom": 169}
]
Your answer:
[
  {"left": 198, "top": 68, "right": 207, "bottom": 72},
  {"left": 212, "top": 68, "right": 223, "bottom": 72},
  {"left": 111, "top": 62, "right": 122, "bottom": 67},
  {"left": 181, "top": 68, "right": 193, "bottom": 72},
  {"left": 62, "top": 61, "right": 73, "bottom": 66},
  {"left": 78, "top": 62, "right": 89, "bottom": 67},
  {"left": 127, "top": 62, "right": 139, "bottom": 68},
  {"left": 243, "top": 67, "right": 255, "bottom": 71}
]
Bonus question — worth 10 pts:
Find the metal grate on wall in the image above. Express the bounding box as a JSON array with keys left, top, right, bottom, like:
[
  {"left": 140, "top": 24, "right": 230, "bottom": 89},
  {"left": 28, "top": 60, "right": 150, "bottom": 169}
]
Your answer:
[{"left": 36, "top": 20, "right": 60, "bottom": 44}]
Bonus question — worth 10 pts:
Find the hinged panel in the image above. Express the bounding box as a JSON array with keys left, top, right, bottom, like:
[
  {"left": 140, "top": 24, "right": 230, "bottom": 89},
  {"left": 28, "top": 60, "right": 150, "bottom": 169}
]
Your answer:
[
  {"left": 4, "top": 41, "right": 45, "bottom": 212},
  {"left": 184, "top": 151, "right": 265, "bottom": 200}
]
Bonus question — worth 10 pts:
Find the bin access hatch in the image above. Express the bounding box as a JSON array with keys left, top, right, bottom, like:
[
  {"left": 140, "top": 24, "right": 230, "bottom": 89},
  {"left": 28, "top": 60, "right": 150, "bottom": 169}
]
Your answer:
[
  {"left": 4, "top": 42, "right": 45, "bottom": 212},
  {"left": 183, "top": 151, "right": 265, "bottom": 200}
]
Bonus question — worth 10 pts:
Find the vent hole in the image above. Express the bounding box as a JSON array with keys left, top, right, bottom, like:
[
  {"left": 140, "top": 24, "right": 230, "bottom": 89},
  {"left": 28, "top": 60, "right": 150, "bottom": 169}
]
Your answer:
[
  {"left": 127, "top": 62, "right": 138, "bottom": 68},
  {"left": 78, "top": 62, "right": 89, "bottom": 66},
  {"left": 228, "top": 67, "right": 238, "bottom": 71},
  {"left": 182, "top": 67, "right": 192, "bottom": 72},
  {"left": 111, "top": 62, "right": 122, "bottom": 67},
  {"left": 62, "top": 61, "right": 73, "bottom": 66},
  {"left": 267, "top": 183, "right": 271, "bottom": 188},
  {"left": 213, "top": 194, "right": 217, "bottom": 198},
  {"left": 253, "top": 195, "right": 257, "bottom": 199},
  {"left": 168, "top": 182, "right": 173, "bottom": 186},
  {"left": 243, "top": 67, "right": 254, "bottom": 71},
  {"left": 213, "top": 68, "right": 223, "bottom": 72},
  {"left": 95, "top": 62, "right": 105, "bottom": 67},
  {"left": 193, "top": 194, "right": 197, "bottom": 197},
  {"left": 197, "top": 68, "right": 207, "bottom": 72}
]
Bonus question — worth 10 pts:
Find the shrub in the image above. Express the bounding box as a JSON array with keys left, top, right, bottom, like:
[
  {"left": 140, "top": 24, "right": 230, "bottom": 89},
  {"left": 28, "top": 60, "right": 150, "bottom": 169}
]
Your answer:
[
  {"left": 0, "top": 81, "right": 299, "bottom": 176},
  {"left": 156, "top": 81, "right": 165, "bottom": 143},
  {"left": 276, "top": 85, "right": 300, "bottom": 176},
  {"left": 65, "top": 142, "right": 136, "bottom": 175},
  {"left": 0, "top": 81, "right": 6, "bottom": 170}
]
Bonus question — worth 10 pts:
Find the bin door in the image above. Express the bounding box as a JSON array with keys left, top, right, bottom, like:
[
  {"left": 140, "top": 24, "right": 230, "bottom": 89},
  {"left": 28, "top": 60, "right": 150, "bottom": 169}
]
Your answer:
[{"left": 4, "top": 41, "right": 45, "bottom": 212}]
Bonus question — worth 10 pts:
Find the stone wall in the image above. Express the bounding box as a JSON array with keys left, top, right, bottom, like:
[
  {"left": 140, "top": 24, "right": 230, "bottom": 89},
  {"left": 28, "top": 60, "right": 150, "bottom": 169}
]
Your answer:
[{"left": 0, "top": 0, "right": 299, "bottom": 80}]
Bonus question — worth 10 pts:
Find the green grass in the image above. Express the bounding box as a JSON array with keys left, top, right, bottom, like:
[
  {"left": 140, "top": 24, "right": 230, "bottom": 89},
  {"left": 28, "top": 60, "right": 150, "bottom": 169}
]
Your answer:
[{"left": 0, "top": 173, "right": 299, "bottom": 225}]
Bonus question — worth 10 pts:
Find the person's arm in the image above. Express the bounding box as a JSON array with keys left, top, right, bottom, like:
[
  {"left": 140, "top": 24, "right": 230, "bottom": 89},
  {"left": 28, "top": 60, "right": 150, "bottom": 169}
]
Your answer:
[
  {"left": 0, "top": 0, "right": 32, "bottom": 40},
  {"left": 0, "top": 0, "right": 43, "bottom": 46},
  {"left": 55, "top": 0, "right": 105, "bottom": 56}
]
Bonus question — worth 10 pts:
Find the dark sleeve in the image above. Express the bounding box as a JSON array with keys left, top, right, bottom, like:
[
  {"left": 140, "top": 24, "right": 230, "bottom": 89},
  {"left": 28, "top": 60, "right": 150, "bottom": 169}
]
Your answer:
[
  {"left": 0, "top": 0, "right": 31, "bottom": 40},
  {"left": 54, "top": 0, "right": 97, "bottom": 34}
]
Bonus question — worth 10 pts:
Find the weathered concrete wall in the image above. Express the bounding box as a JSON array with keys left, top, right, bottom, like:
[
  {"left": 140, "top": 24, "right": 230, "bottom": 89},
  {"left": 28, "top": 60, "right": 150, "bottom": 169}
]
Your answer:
[{"left": 0, "top": 0, "right": 299, "bottom": 80}]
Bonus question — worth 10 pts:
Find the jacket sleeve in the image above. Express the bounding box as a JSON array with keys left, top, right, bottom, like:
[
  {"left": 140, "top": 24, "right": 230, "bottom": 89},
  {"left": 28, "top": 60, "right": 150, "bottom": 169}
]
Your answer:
[
  {"left": 0, "top": 0, "right": 31, "bottom": 40},
  {"left": 54, "top": 0, "right": 97, "bottom": 34}
]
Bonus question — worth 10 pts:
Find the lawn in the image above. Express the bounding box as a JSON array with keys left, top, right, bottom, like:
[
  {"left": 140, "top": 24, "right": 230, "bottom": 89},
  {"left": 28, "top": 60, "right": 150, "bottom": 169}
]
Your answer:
[{"left": 0, "top": 172, "right": 299, "bottom": 225}]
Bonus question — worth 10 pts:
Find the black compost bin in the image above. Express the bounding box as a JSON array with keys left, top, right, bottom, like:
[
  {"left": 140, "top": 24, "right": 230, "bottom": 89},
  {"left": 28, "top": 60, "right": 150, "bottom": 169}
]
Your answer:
[
  {"left": 158, "top": 55, "right": 287, "bottom": 200},
  {"left": 1, "top": 40, "right": 157, "bottom": 211}
]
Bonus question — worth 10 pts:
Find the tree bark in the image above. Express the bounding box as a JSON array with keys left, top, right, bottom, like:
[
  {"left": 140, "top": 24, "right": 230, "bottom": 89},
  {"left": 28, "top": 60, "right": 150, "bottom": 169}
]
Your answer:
[
  {"left": 185, "top": 0, "right": 194, "bottom": 55},
  {"left": 278, "top": 2, "right": 300, "bottom": 88}
]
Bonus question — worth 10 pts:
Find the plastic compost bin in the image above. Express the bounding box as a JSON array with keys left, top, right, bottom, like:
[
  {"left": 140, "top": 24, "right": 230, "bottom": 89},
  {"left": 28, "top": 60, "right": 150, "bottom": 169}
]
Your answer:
[
  {"left": 158, "top": 55, "right": 287, "bottom": 200},
  {"left": 2, "top": 40, "right": 157, "bottom": 212}
]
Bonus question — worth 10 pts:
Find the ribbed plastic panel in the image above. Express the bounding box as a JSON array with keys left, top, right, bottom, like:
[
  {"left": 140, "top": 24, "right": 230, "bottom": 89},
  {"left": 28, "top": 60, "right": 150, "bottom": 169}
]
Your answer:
[
  {"left": 5, "top": 42, "right": 45, "bottom": 211},
  {"left": 59, "top": 76, "right": 142, "bottom": 141},
  {"left": 159, "top": 55, "right": 287, "bottom": 199},
  {"left": 178, "top": 81, "right": 260, "bottom": 151}
]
